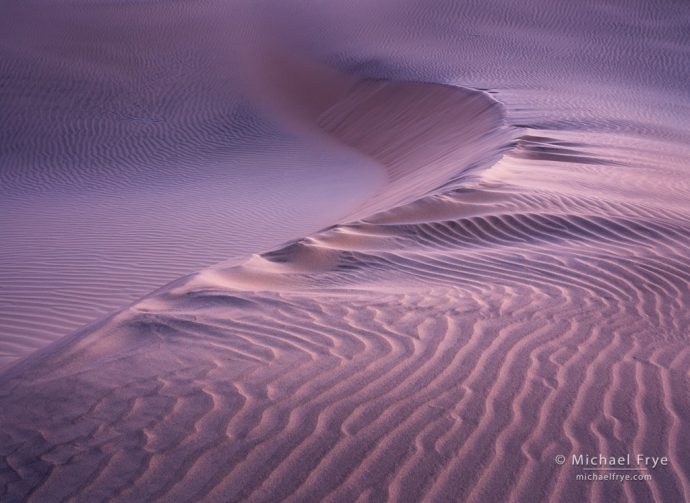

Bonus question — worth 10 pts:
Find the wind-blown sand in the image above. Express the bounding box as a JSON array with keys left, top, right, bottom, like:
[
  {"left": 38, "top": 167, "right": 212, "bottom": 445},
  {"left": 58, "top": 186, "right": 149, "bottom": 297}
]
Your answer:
[{"left": 1, "top": 0, "right": 689, "bottom": 501}]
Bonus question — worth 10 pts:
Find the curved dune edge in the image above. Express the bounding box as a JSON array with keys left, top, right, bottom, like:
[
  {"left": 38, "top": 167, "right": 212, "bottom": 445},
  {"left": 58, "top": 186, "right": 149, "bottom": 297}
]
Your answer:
[
  {"left": 1, "top": 80, "right": 690, "bottom": 503},
  {"left": 0, "top": 74, "right": 508, "bottom": 367},
  {"left": 0, "top": 78, "right": 511, "bottom": 376},
  {"left": 315, "top": 79, "right": 512, "bottom": 221}
]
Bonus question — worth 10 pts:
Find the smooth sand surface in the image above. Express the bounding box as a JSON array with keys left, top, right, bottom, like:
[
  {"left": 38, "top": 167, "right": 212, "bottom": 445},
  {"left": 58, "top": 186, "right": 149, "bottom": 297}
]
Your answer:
[{"left": 1, "top": 0, "right": 689, "bottom": 501}]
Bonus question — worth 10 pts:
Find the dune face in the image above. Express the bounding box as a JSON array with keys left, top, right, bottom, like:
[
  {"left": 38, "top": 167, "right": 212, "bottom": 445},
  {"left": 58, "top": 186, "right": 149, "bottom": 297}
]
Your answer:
[
  {"left": 0, "top": 7, "right": 384, "bottom": 365},
  {"left": 1, "top": 0, "right": 689, "bottom": 502}
]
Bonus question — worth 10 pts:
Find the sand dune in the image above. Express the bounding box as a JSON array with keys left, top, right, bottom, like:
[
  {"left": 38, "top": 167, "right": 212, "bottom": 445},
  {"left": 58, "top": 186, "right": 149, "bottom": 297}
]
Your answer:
[
  {"left": 2, "top": 0, "right": 690, "bottom": 501},
  {"left": 2, "top": 76, "right": 690, "bottom": 500}
]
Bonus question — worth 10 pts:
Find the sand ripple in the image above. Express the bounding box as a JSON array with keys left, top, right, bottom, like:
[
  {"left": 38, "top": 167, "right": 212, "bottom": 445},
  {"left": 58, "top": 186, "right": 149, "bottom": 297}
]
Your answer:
[{"left": 1, "top": 74, "right": 689, "bottom": 501}]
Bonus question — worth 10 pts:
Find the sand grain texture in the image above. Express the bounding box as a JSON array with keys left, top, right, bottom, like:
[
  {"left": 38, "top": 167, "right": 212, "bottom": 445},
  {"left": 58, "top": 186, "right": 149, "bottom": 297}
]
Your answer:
[{"left": 1, "top": 0, "right": 689, "bottom": 502}]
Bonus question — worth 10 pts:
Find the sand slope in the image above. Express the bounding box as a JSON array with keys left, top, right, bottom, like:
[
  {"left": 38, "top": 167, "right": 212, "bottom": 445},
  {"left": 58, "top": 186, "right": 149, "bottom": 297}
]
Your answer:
[
  {"left": 0, "top": 3, "right": 379, "bottom": 366},
  {"left": 2, "top": 77, "right": 689, "bottom": 501}
]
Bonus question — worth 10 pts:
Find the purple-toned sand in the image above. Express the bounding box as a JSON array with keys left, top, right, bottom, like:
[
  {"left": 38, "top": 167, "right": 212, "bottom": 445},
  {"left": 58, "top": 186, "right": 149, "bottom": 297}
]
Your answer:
[{"left": 1, "top": 1, "right": 689, "bottom": 501}]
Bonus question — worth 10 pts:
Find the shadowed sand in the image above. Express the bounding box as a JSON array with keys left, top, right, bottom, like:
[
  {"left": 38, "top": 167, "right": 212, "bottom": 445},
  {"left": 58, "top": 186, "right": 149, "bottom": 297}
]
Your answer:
[{"left": 1, "top": 75, "right": 690, "bottom": 502}]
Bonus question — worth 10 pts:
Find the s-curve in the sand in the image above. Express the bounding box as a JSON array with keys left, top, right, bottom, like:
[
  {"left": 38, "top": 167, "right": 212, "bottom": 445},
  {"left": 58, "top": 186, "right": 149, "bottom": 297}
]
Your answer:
[{"left": 1, "top": 0, "right": 689, "bottom": 502}]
